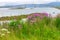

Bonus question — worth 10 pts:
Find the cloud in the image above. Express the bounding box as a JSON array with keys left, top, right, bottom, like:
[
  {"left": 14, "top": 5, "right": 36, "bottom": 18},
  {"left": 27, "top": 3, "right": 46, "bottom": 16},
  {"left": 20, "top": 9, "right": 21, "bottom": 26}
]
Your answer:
[{"left": 0, "top": 0, "right": 58, "bottom": 4}]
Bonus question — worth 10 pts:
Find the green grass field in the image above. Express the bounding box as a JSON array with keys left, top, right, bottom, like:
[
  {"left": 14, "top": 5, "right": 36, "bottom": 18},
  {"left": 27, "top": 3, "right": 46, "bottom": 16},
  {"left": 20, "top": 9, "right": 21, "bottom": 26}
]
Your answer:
[{"left": 0, "top": 13, "right": 60, "bottom": 40}]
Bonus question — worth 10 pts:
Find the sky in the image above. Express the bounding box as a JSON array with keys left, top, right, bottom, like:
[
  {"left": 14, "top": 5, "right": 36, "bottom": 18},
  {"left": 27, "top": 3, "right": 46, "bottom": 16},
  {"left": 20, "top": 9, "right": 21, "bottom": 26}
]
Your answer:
[{"left": 0, "top": 0, "right": 60, "bottom": 6}]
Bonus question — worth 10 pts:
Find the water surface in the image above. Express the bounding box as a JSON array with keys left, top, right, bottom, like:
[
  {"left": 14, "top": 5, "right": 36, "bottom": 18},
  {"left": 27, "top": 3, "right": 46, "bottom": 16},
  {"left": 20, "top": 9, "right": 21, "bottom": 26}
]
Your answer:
[{"left": 0, "top": 7, "right": 60, "bottom": 17}]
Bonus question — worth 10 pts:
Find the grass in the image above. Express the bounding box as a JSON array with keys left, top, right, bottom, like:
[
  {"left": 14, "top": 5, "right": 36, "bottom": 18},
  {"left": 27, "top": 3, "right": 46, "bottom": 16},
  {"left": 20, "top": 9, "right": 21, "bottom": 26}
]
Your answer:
[
  {"left": 0, "top": 15, "right": 27, "bottom": 21},
  {"left": 0, "top": 14, "right": 60, "bottom": 40}
]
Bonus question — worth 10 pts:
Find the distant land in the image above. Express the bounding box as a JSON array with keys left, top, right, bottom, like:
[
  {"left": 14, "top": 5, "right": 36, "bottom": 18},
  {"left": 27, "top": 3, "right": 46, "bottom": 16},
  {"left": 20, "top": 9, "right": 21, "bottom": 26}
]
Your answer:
[{"left": 0, "top": 2, "right": 60, "bottom": 8}]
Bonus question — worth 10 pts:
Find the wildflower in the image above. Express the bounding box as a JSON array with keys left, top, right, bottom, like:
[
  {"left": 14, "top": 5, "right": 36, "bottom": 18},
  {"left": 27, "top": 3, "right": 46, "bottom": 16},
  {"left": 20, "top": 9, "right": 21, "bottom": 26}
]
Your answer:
[
  {"left": 7, "top": 31, "right": 10, "bottom": 33},
  {"left": 0, "top": 28, "right": 10, "bottom": 37},
  {"left": 45, "top": 13, "right": 48, "bottom": 16},
  {"left": 1, "top": 34, "right": 5, "bottom": 37},
  {"left": 1, "top": 28, "right": 8, "bottom": 31},
  {"left": 34, "top": 13, "right": 40, "bottom": 16},
  {"left": 20, "top": 18, "right": 28, "bottom": 23},
  {"left": 27, "top": 16, "right": 32, "bottom": 19},
  {"left": 40, "top": 16, "right": 43, "bottom": 19},
  {"left": 42, "top": 12, "right": 48, "bottom": 16}
]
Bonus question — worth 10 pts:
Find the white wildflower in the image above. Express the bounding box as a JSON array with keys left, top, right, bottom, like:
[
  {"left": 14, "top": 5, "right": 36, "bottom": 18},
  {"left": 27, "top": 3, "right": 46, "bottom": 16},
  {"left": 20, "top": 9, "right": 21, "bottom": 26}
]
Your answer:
[
  {"left": 1, "top": 28, "right": 8, "bottom": 31},
  {"left": 7, "top": 31, "right": 10, "bottom": 33},
  {"left": 1, "top": 34, "right": 5, "bottom": 37},
  {"left": 0, "top": 28, "right": 10, "bottom": 37},
  {"left": 20, "top": 18, "right": 28, "bottom": 23}
]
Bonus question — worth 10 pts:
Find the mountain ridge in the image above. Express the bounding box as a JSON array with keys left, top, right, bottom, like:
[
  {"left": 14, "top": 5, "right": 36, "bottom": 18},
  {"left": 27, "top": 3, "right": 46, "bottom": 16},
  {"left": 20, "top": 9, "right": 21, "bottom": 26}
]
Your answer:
[{"left": 0, "top": 2, "right": 60, "bottom": 8}]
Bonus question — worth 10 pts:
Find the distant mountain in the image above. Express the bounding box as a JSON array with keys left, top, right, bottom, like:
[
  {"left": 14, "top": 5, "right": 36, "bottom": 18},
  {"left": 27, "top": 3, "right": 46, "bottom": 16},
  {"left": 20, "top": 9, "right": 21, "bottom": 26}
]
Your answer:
[
  {"left": 47, "top": 2, "right": 60, "bottom": 7},
  {"left": 0, "top": 2, "right": 60, "bottom": 8}
]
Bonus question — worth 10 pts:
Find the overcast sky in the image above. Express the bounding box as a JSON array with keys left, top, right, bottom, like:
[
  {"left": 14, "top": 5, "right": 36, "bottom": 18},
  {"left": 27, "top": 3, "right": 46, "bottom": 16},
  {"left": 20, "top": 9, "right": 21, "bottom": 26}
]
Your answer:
[{"left": 0, "top": 0, "right": 60, "bottom": 6}]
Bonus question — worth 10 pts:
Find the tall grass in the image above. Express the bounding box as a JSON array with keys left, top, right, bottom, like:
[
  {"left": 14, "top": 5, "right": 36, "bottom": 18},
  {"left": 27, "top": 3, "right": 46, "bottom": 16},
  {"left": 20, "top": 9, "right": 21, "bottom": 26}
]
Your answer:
[
  {"left": 54, "top": 17, "right": 60, "bottom": 29},
  {"left": 0, "top": 15, "right": 60, "bottom": 40}
]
